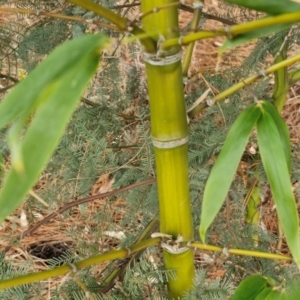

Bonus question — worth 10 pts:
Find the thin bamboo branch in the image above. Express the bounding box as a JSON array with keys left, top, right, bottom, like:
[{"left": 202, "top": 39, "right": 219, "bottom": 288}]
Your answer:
[
  {"left": 272, "top": 32, "right": 289, "bottom": 113},
  {"left": 188, "top": 52, "right": 300, "bottom": 117},
  {"left": 0, "top": 238, "right": 162, "bottom": 290},
  {"left": 180, "top": 4, "right": 237, "bottom": 25},
  {"left": 188, "top": 242, "right": 292, "bottom": 261},
  {"left": 0, "top": 237, "right": 292, "bottom": 291},
  {"left": 110, "top": 2, "right": 237, "bottom": 25},
  {"left": 182, "top": 2, "right": 204, "bottom": 78},
  {"left": 162, "top": 11, "right": 300, "bottom": 49},
  {"left": 99, "top": 215, "right": 160, "bottom": 294}
]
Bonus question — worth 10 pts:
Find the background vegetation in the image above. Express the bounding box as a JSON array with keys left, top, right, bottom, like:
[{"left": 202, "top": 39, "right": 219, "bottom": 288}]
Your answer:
[{"left": 0, "top": 0, "right": 300, "bottom": 299}]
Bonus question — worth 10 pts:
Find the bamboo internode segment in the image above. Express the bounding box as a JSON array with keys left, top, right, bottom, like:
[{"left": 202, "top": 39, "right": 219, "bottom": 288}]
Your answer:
[{"left": 146, "top": 61, "right": 188, "bottom": 141}]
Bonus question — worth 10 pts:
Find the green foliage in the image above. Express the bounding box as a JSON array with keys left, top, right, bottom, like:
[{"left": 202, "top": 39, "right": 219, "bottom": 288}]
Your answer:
[
  {"left": 183, "top": 269, "right": 233, "bottom": 299},
  {"left": 226, "top": 0, "right": 300, "bottom": 15},
  {"left": 200, "top": 100, "right": 300, "bottom": 266},
  {"left": 200, "top": 104, "right": 261, "bottom": 243},
  {"left": 0, "top": 0, "right": 300, "bottom": 299},
  {"left": 231, "top": 274, "right": 286, "bottom": 300},
  {"left": 0, "top": 34, "right": 108, "bottom": 224},
  {"left": 17, "top": 21, "right": 70, "bottom": 71},
  {"left": 221, "top": 1, "right": 300, "bottom": 51},
  {"left": 0, "top": 253, "right": 34, "bottom": 299}
]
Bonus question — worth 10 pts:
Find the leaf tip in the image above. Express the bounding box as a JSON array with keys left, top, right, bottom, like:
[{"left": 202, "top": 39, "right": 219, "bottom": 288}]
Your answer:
[{"left": 199, "top": 227, "right": 206, "bottom": 243}]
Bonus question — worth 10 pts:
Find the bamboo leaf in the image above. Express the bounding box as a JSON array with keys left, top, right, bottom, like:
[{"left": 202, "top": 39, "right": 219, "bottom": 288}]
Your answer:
[
  {"left": 260, "top": 101, "right": 291, "bottom": 172},
  {"left": 0, "top": 35, "right": 106, "bottom": 129},
  {"left": 257, "top": 107, "right": 300, "bottom": 267},
  {"left": 199, "top": 104, "right": 261, "bottom": 242},
  {"left": 254, "top": 288, "right": 286, "bottom": 300},
  {"left": 0, "top": 34, "right": 109, "bottom": 223},
  {"left": 0, "top": 153, "right": 4, "bottom": 178},
  {"left": 264, "top": 291, "right": 287, "bottom": 300},
  {"left": 221, "top": 26, "right": 292, "bottom": 52},
  {"left": 253, "top": 287, "right": 273, "bottom": 300},
  {"left": 225, "top": 0, "right": 300, "bottom": 15},
  {"left": 231, "top": 275, "right": 268, "bottom": 300}
]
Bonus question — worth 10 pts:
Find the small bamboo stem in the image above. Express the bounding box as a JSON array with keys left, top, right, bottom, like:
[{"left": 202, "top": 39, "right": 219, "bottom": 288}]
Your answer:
[
  {"left": 188, "top": 242, "right": 292, "bottom": 261},
  {"left": 245, "top": 183, "right": 261, "bottom": 246},
  {"left": 182, "top": 1, "right": 204, "bottom": 78},
  {"left": 188, "top": 52, "right": 300, "bottom": 117},
  {"left": 272, "top": 32, "right": 289, "bottom": 113},
  {"left": 0, "top": 238, "right": 161, "bottom": 290}
]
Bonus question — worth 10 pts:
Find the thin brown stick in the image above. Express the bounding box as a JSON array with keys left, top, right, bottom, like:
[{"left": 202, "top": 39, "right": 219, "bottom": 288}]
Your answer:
[
  {"left": 21, "top": 178, "right": 156, "bottom": 239},
  {"left": 0, "top": 84, "right": 16, "bottom": 94},
  {"left": 3, "top": 178, "right": 156, "bottom": 253},
  {"left": 0, "top": 7, "right": 118, "bottom": 31},
  {"left": 111, "top": 2, "right": 237, "bottom": 26},
  {"left": 0, "top": 73, "right": 19, "bottom": 83},
  {"left": 179, "top": 4, "right": 237, "bottom": 25}
]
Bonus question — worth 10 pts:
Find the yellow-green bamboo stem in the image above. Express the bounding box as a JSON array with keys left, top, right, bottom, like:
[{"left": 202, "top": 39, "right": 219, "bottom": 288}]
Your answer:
[
  {"left": 141, "top": 0, "right": 180, "bottom": 54},
  {"left": 182, "top": 2, "right": 204, "bottom": 77},
  {"left": 141, "top": 1, "right": 195, "bottom": 298},
  {"left": 215, "top": 52, "right": 300, "bottom": 102},
  {"left": 245, "top": 184, "right": 261, "bottom": 245},
  {"left": 162, "top": 11, "right": 300, "bottom": 49},
  {"left": 272, "top": 35, "right": 289, "bottom": 113},
  {"left": 188, "top": 242, "right": 292, "bottom": 261},
  {"left": 69, "top": 272, "right": 96, "bottom": 300},
  {"left": 289, "top": 68, "right": 300, "bottom": 85},
  {"left": 99, "top": 215, "right": 160, "bottom": 293},
  {"left": 0, "top": 237, "right": 161, "bottom": 291},
  {"left": 188, "top": 52, "right": 300, "bottom": 117}
]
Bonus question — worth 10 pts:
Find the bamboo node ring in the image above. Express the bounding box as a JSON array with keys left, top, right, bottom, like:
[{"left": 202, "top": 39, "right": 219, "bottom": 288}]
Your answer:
[
  {"left": 142, "top": 51, "right": 181, "bottom": 66},
  {"left": 151, "top": 136, "right": 188, "bottom": 148},
  {"left": 193, "top": 2, "right": 204, "bottom": 9}
]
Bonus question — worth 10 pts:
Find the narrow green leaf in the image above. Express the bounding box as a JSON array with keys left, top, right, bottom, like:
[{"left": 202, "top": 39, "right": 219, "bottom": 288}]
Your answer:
[
  {"left": 199, "top": 104, "right": 261, "bottom": 242},
  {"left": 225, "top": 0, "right": 300, "bottom": 15},
  {"left": 257, "top": 108, "right": 300, "bottom": 267},
  {"left": 0, "top": 153, "right": 4, "bottom": 178},
  {"left": 0, "top": 35, "right": 107, "bottom": 129},
  {"left": 231, "top": 275, "right": 268, "bottom": 300},
  {"left": 0, "top": 34, "right": 108, "bottom": 223},
  {"left": 286, "top": 280, "right": 300, "bottom": 300},
  {"left": 221, "top": 26, "right": 292, "bottom": 52},
  {"left": 253, "top": 287, "right": 273, "bottom": 300},
  {"left": 265, "top": 291, "right": 287, "bottom": 300},
  {"left": 260, "top": 101, "right": 291, "bottom": 172}
]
